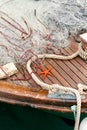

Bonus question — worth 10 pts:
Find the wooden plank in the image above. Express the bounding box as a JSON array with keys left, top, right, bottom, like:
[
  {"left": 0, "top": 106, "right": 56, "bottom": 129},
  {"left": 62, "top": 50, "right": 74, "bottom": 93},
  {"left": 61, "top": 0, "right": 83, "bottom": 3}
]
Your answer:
[
  {"left": 56, "top": 60, "right": 82, "bottom": 84},
  {"left": 45, "top": 60, "right": 70, "bottom": 86},
  {"left": 66, "top": 48, "right": 87, "bottom": 76},
  {"left": 48, "top": 59, "right": 76, "bottom": 87},
  {"left": 66, "top": 48, "right": 87, "bottom": 85}
]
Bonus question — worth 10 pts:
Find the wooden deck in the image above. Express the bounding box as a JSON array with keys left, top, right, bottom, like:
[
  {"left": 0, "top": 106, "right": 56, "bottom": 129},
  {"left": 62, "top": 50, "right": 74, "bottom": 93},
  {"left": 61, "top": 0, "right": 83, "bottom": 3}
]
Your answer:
[{"left": 0, "top": 40, "right": 87, "bottom": 113}]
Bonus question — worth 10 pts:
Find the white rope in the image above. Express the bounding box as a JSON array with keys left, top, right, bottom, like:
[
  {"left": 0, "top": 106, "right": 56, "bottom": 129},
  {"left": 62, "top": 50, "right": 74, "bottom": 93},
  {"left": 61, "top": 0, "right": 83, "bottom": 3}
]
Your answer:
[{"left": 26, "top": 43, "right": 87, "bottom": 130}]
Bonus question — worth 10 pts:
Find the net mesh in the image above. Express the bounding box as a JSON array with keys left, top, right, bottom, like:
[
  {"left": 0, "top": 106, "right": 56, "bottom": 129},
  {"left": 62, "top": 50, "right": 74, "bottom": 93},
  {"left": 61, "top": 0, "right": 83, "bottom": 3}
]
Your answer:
[{"left": 0, "top": 0, "right": 87, "bottom": 65}]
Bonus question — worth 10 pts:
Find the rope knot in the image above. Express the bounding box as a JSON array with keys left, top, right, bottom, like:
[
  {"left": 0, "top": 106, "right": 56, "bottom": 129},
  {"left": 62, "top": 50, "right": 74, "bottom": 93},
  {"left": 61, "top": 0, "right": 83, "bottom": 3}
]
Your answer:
[
  {"left": 78, "top": 83, "right": 87, "bottom": 94},
  {"left": 49, "top": 84, "right": 59, "bottom": 94},
  {"left": 79, "top": 43, "right": 87, "bottom": 60}
]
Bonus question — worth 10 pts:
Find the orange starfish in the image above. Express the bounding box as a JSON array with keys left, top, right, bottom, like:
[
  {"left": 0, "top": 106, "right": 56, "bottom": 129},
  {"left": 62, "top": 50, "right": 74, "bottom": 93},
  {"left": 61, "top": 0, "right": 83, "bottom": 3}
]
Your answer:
[{"left": 38, "top": 67, "right": 53, "bottom": 79}]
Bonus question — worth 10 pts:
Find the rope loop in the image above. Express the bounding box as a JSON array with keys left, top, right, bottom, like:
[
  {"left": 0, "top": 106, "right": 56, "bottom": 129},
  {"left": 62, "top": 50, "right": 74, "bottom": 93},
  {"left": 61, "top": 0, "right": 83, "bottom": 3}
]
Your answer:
[{"left": 79, "top": 43, "right": 87, "bottom": 60}]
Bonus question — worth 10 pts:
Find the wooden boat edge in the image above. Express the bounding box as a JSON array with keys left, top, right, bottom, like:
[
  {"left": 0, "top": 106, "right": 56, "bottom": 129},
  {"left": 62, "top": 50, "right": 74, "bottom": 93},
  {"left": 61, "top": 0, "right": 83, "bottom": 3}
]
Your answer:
[{"left": 0, "top": 80, "right": 87, "bottom": 114}]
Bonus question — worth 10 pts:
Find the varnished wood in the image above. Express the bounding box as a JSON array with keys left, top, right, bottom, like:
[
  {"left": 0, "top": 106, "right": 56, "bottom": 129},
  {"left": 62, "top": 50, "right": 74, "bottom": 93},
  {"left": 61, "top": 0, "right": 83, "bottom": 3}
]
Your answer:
[{"left": 0, "top": 39, "right": 87, "bottom": 114}]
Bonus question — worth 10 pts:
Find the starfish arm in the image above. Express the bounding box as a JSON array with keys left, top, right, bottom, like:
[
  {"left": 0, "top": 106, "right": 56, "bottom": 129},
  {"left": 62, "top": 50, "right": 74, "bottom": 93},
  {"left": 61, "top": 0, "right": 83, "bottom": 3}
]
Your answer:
[
  {"left": 38, "top": 67, "right": 53, "bottom": 79},
  {"left": 38, "top": 71, "right": 45, "bottom": 75},
  {"left": 43, "top": 73, "right": 47, "bottom": 79},
  {"left": 47, "top": 72, "right": 53, "bottom": 76}
]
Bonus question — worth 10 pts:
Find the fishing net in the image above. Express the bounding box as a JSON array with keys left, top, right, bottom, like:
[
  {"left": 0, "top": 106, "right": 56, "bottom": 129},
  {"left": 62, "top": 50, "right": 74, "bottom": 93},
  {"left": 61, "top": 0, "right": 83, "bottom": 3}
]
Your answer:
[{"left": 0, "top": 0, "right": 87, "bottom": 65}]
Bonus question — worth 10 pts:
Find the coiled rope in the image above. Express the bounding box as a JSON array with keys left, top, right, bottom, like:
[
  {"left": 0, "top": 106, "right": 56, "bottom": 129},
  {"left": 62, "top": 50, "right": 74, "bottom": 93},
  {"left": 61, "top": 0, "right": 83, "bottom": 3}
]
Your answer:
[{"left": 27, "top": 42, "right": 87, "bottom": 130}]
